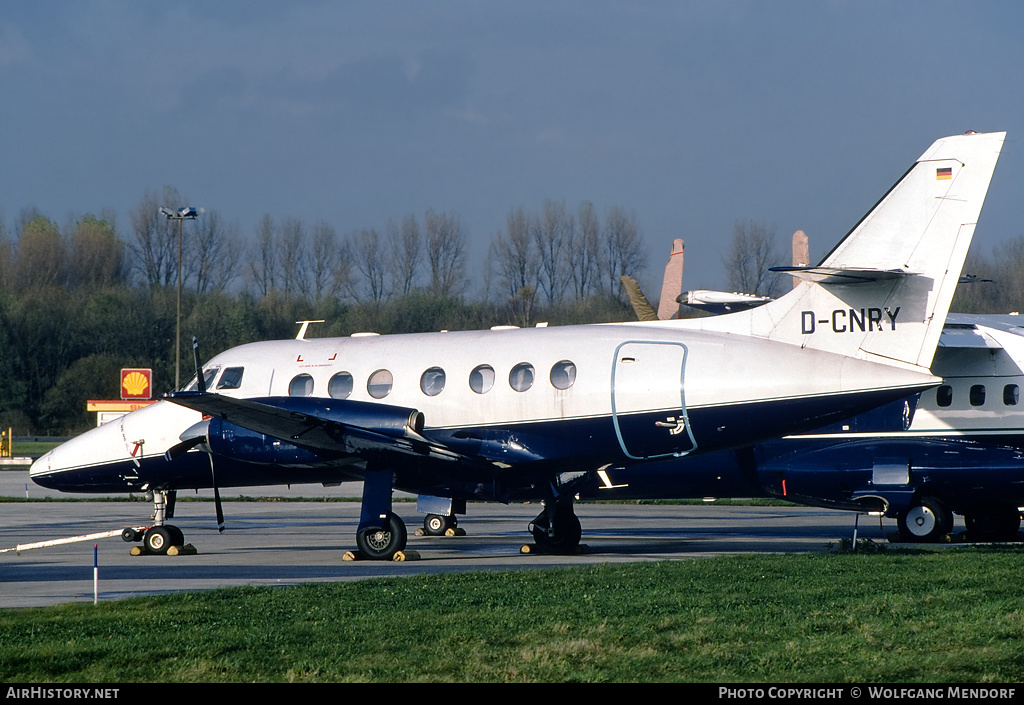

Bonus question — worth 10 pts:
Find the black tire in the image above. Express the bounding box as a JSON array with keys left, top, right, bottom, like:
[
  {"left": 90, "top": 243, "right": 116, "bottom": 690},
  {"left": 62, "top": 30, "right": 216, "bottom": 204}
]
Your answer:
[
  {"left": 144, "top": 526, "right": 174, "bottom": 555},
  {"left": 530, "top": 506, "right": 582, "bottom": 553},
  {"left": 897, "top": 496, "right": 952, "bottom": 542},
  {"left": 965, "top": 506, "right": 1022, "bottom": 542},
  {"left": 356, "top": 513, "right": 408, "bottom": 560},
  {"left": 167, "top": 525, "right": 185, "bottom": 547},
  {"left": 121, "top": 528, "right": 141, "bottom": 543},
  {"left": 423, "top": 514, "right": 455, "bottom": 536}
]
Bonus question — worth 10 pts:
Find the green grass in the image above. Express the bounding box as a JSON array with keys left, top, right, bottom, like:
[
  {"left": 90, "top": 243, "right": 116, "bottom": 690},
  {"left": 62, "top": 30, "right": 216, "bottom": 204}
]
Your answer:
[
  {"left": 10, "top": 440, "right": 62, "bottom": 457},
  {"left": 2, "top": 548, "right": 1023, "bottom": 683}
]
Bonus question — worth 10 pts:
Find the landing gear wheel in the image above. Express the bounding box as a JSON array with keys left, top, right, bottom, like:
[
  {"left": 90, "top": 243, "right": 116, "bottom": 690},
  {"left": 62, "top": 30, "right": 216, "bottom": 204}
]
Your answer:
[
  {"left": 965, "top": 506, "right": 1022, "bottom": 542},
  {"left": 530, "top": 505, "right": 582, "bottom": 553},
  {"left": 144, "top": 526, "right": 174, "bottom": 555},
  {"left": 356, "top": 513, "right": 408, "bottom": 560},
  {"left": 167, "top": 525, "right": 185, "bottom": 546},
  {"left": 898, "top": 496, "right": 952, "bottom": 542},
  {"left": 423, "top": 514, "right": 456, "bottom": 536}
]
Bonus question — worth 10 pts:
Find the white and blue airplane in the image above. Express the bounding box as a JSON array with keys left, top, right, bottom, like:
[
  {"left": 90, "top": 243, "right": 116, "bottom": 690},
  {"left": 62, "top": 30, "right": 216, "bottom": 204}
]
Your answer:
[{"left": 30, "top": 131, "right": 1005, "bottom": 559}]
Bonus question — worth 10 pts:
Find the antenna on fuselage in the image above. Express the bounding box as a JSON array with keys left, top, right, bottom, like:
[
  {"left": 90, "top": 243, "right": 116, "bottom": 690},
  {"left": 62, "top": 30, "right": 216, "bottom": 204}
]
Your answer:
[{"left": 295, "top": 320, "right": 325, "bottom": 340}]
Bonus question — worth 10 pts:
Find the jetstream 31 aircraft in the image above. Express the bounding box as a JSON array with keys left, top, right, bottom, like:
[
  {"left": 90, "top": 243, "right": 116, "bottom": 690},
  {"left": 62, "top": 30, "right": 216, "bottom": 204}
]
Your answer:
[{"left": 31, "top": 131, "right": 1005, "bottom": 559}]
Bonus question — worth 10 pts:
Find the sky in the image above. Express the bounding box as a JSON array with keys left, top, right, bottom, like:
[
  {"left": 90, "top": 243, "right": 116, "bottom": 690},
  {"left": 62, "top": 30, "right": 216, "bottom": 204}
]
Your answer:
[{"left": 2, "top": 1, "right": 1022, "bottom": 296}]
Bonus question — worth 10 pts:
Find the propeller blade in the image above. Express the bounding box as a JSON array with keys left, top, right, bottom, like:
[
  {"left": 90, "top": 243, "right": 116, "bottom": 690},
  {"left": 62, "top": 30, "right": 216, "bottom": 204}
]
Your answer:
[
  {"left": 207, "top": 452, "right": 225, "bottom": 533},
  {"left": 163, "top": 419, "right": 211, "bottom": 461},
  {"left": 192, "top": 336, "right": 206, "bottom": 392},
  {"left": 164, "top": 436, "right": 205, "bottom": 461},
  {"left": 214, "top": 484, "right": 225, "bottom": 533}
]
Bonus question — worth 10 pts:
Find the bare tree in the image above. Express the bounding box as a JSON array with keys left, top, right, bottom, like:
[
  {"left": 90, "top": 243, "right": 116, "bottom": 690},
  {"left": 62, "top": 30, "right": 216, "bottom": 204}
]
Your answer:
[
  {"left": 953, "top": 235, "right": 1024, "bottom": 314},
  {"left": 424, "top": 209, "right": 467, "bottom": 297},
  {"left": 724, "top": 220, "right": 782, "bottom": 297},
  {"left": 309, "top": 220, "right": 340, "bottom": 305},
  {"left": 248, "top": 214, "right": 279, "bottom": 297},
  {"left": 278, "top": 217, "right": 309, "bottom": 299},
  {"left": 602, "top": 205, "right": 647, "bottom": 298},
  {"left": 130, "top": 188, "right": 188, "bottom": 288},
  {"left": 344, "top": 227, "right": 389, "bottom": 305},
  {"left": 491, "top": 206, "right": 538, "bottom": 299},
  {"left": 388, "top": 213, "right": 422, "bottom": 296},
  {"left": 567, "top": 200, "right": 601, "bottom": 299},
  {"left": 191, "top": 210, "right": 241, "bottom": 294},
  {"left": 535, "top": 200, "right": 573, "bottom": 305}
]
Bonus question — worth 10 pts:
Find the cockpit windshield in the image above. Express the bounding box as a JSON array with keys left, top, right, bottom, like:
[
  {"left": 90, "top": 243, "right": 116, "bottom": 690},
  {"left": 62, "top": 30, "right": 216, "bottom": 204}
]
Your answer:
[{"left": 183, "top": 366, "right": 220, "bottom": 392}]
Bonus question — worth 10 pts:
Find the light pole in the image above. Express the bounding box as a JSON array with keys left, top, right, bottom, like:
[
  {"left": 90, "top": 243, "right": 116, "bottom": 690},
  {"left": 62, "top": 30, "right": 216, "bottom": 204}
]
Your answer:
[{"left": 160, "top": 206, "right": 199, "bottom": 389}]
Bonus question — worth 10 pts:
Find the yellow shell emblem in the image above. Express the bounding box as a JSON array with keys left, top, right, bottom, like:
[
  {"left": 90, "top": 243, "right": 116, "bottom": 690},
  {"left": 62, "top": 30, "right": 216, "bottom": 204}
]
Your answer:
[{"left": 122, "top": 371, "right": 150, "bottom": 397}]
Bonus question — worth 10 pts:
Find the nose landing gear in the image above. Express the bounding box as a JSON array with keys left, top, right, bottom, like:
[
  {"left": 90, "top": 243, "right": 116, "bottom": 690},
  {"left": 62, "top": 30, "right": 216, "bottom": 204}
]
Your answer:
[{"left": 120, "top": 490, "right": 187, "bottom": 555}]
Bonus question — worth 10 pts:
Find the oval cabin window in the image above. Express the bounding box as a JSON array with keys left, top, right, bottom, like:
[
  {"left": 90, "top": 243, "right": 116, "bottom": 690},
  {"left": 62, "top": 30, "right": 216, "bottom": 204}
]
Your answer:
[
  {"left": 368, "top": 369, "right": 393, "bottom": 399},
  {"left": 329, "top": 372, "right": 354, "bottom": 399},
  {"left": 289, "top": 373, "right": 314, "bottom": 397},
  {"left": 509, "top": 363, "right": 535, "bottom": 392},
  {"left": 420, "top": 367, "right": 446, "bottom": 397},
  {"left": 550, "top": 360, "right": 576, "bottom": 390},
  {"left": 469, "top": 365, "right": 495, "bottom": 394}
]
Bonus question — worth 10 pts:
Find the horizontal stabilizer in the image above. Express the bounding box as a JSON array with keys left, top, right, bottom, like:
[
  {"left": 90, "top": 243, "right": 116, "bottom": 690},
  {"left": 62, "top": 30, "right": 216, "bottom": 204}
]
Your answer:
[{"left": 769, "top": 266, "right": 910, "bottom": 284}]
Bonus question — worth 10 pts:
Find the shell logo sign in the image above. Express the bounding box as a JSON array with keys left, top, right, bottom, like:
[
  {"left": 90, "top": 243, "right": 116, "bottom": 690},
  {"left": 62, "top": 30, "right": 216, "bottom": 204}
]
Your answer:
[{"left": 121, "top": 368, "right": 152, "bottom": 400}]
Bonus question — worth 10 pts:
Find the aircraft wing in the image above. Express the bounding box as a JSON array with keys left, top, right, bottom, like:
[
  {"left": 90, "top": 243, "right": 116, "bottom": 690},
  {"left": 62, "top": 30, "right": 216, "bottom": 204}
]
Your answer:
[{"left": 164, "top": 391, "right": 467, "bottom": 464}]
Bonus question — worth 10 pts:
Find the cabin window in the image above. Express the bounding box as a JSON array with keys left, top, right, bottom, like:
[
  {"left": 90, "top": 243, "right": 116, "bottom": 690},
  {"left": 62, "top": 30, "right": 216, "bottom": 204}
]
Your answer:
[
  {"left": 329, "top": 372, "right": 354, "bottom": 399},
  {"left": 509, "top": 363, "right": 535, "bottom": 392},
  {"left": 936, "top": 385, "right": 953, "bottom": 407},
  {"left": 185, "top": 366, "right": 219, "bottom": 392},
  {"left": 289, "top": 373, "right": 314, "bottom": 397},
  {"left": 469, "top": 365, "right": 495, "bottom": 394},
  {"left": 970, "top": 384, "right": 986, "bottom": 407},
  {"left": 217, "top": 367, "right": 244, "bottom": 390},
  {"left": 550, "top": 360, "right": 577, "bottom": 390},
  {"left": 368, "top": 369, "right": 393, "bottom": 399},
  {"left": 1004, "top": 384, "right": 1019, "bottom": 406},
  {"left": 420, "top": 367, "right": 446, "bottom": 397}
]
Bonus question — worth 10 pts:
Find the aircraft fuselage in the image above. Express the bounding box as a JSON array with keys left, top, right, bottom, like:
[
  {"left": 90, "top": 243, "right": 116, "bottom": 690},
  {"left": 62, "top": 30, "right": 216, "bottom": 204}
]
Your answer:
[{"left": 31, "top": 320, "right": 935, "bottom": 501}]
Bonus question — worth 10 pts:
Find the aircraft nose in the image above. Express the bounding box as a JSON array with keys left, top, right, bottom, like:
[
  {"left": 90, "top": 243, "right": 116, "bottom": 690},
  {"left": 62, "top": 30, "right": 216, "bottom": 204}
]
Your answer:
[
  {"left": 28, "top": 400, "right": 204, "bottom": 493},
  {"left": 29, "top": 451, "right": 57, "bottom": 487},
  {"left": 28, "top": 414, "right": 135, "bottom": 492}
]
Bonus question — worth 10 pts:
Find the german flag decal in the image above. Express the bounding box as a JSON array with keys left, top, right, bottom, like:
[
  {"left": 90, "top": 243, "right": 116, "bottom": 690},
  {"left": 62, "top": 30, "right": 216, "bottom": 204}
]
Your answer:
[{"left": 936, "top": 167, "right": 953, "bottom": 180}]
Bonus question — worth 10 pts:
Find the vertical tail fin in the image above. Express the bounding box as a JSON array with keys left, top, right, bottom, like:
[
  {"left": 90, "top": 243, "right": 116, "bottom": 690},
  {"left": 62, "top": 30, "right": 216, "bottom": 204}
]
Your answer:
[
  {"left": 697, "top": 131, "right": 1005, "bottom": 371},
  {"left": 657, "top": 238, "right": 685, "bottom": 320}
]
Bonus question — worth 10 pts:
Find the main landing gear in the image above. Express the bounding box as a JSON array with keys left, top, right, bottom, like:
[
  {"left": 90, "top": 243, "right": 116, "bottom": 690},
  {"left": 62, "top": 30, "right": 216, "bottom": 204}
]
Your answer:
[
  {"left": 355, "top": 512, "right": 408, "bottom": 560},
  {"left": 120, "top": 490, "right": 186, "bottom": 555},
  {"left": 529, "top": 498, "right": 583, "bottom": 554},
  {"left": 353, "top": 467, "right": 409, "bottom": 560},
  {"left": 964, "top": 503, "right": 1022, "bottom": 542},
  {"left": 897, "top": 495, "right": 953, "bottom": 542},
  {"left": 896, "top": 495, "right": 1023, "bottom": 543}
]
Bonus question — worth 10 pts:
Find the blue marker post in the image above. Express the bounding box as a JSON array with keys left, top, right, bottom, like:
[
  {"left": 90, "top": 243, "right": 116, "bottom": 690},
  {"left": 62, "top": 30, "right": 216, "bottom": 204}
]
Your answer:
[{"left": 93, "top": 544, "right": 98, "bottom": 605}]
